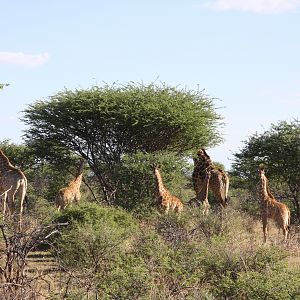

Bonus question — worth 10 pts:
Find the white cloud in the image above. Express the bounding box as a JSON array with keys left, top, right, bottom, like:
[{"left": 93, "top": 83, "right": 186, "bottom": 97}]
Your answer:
[
  {"left": 0, "top": 52, "right": 50, "bottom": 67},
  {"left": 205, "top": 0, "right": 300, "bottom": 14}
]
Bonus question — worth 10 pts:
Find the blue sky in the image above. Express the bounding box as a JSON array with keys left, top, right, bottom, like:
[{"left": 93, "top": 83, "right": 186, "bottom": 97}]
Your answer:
[{"left": 1, "top": 0, "right": 300, "bottom": 169}]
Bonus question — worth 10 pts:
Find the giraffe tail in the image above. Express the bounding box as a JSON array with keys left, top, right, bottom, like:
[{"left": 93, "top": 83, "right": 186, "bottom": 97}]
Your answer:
[{"left": 287, "top": 209, "right": 291, "bottom": 231}]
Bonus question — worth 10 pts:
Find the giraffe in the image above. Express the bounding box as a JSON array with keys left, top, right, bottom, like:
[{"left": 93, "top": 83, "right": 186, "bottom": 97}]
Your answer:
[
  {"left": 152, "top": 163, "right": 183, "bottom": 214},
  {"left": 191, "top": 148, "right": 229, "bottom": 214},
  {"left": 0, "top": 149, "right": 28, "bottom": 226},
  {"left": 55, "top": 159, "right": 85, "bottom": 211},
  {"left": 258, "top": 166, "right": 290, "bottom": 243}
]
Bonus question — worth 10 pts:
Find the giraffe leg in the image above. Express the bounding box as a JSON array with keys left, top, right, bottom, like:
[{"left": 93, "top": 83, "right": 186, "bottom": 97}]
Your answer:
[
  {"left": 1, "top": 191, "right": 7, "bottom": 219},
  {"left": 197, "top": 175, "right": 210, "bottom": 215},
  {"left": 19, "top": 198, "right": 25, "bottom": 231},
  {"left": 202, "top": 198, "right": 210, "bottom": 216},
  {"left": 262, "top": 218, "right": 268, "bottom": 243},
  {"left": 164, "top": 202, "right": 170, "bottom": 214},
  {"left": 283, "top": 228, "right": 288, "bottom": 242},
  {"left": 282, "top": 223, "right": 289, "bottom": 242},
  {"left": 6, "top": 191, "right": 15, "bottom": 215},
  {"left": 211, "top": 187, "right": 226, "bottom": 208}
]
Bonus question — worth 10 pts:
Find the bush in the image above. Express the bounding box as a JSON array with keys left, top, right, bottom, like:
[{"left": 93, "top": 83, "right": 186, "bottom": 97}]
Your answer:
[
  {"left": 26, "top": 195, "right": 57, "bottom": 224},
  {"left": 50, "top": 203, "right": 300, "bottom": 299},
  {"left": 54, "top": 202, "right": 137, "bottom": 230},
  {"left": 53, "top": 203, "right": 147, "bottom": 299},
  {"left": 97, "top": 254, "right": 151, "bottom": 299},
  {"left": 236, "top": 270, "right": 300, "bottom": 300},
  {"left": 193, "top": 237, "right": 299, "bottom": 299}
]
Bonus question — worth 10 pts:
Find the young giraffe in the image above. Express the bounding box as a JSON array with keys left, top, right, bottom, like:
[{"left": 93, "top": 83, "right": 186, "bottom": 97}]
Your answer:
[
  {"left": 0, "top": 149, "right": 28, "bottom": 225},
  {"left": 258, "top": 166, "right": 290, "bottom": 243},
  {"left": 152, "top": 163, "right": 183, "bottom": 214},
  {"left": 56, "top": 159, "right": 85, "bottom": 211},
  {"left": 191, "top": 148, "right": 229, "bottom": 214}
]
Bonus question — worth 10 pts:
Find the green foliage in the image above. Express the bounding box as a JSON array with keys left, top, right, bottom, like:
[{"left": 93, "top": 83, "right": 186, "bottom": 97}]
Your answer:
[
  {"left": 23, "top": 82, "right": 222, "bottom": 155},
  {"left": 54, "top": 202, "right": 138, "bottom": 231},
  {"left": 235, "top": 270, "right": 300, "bottom": 300},
  {"left": 230, "top": 187, "right": 261, "bottom": 217},
  {"left": 26, "top": 195, "right": 57, "bottom": 224},
  {"left": 0, "top": 139, "right": 34, "bottom": 171},
  {"left": 97, "top": 254, "right": 151, "bottom": 299},
  {"left": 28, "top": 163, "right": 70, "bottom": 202},
  {"left": 54, "top": 203, "right": 150, "bottom": 299}
]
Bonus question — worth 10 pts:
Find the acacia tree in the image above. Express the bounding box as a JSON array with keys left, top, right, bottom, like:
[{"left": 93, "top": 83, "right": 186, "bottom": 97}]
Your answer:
[
  {"left": 23, "top": 82, "right": 223, "bottom": 204},
  {"left": 231, "top": 120, "right": 300, "bottom": 220}
]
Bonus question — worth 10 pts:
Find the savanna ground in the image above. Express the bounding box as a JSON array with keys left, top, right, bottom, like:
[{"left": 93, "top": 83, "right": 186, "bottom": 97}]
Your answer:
[{"left": 1, "top": 192, "right": 300, "bottom": 300}]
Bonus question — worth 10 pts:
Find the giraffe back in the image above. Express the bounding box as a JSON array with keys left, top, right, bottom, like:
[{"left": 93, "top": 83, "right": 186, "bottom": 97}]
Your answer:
[
  {"left": 161, "top": 191, "right": 183, "bottom": 213},
  {"left": 262, "top": 194, "right": 290, "bottom": 229}
]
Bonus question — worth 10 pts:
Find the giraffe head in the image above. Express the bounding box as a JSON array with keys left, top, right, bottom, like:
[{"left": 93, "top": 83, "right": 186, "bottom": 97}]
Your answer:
[
  {"left": 196, "top": 148, "right": 211, "bottom": 161},
  {"left": 258, "top": 165, "right": 265, "bottom": 178},
  {"left": 150, "top": 162, "right": 161, "bottom": 174}
]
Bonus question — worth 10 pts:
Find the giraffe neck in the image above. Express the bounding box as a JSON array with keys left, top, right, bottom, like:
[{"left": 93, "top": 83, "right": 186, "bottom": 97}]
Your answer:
[
  {"left": 73, "top": 173, "right": 83, "bottom": 186},
  {"left": 0, "top": 150, "right": 13, "bottom": 173},
  {"left": 154, "top": 169, "right": 167, "bottom": 196},
  {"left": 259, "top": 173, "right": 269, "bottom": 200},
  {"left": 194, "top": 160, "right": 212, "bottom": 179},
  {"left": 197, "top": 153, "right": 213, "bottom": 170}
]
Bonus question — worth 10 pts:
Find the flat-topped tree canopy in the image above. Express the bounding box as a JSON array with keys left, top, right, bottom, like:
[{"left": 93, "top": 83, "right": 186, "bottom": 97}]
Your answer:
[
  {"left": 22, "top": 82, "right": 223, "bottom": 204},
  {"left": 23, "top": 82, "right": 223, "bottom": 159}
]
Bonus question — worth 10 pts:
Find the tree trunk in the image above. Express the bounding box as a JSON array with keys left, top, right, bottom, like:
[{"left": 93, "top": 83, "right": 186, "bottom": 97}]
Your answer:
[{"left": 293, "top": 196, "right": 300, "bottom": 223}]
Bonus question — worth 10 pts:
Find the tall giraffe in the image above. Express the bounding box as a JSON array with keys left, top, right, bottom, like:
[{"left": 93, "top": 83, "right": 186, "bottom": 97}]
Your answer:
[
  {"left": 258, "top": 166, "right": 290, "bottom": 243},
  {"left": 191, "top": 148, "right": 229, "bottom": 213},
  {"left": 55, "top": 159, "right": 85, "bottom": 211},
  {"left": 0, "top": 149, "right": 27, "bottom": 225},
  {"left": 152, "top": 163, "right": 183, "bottom": 214}
]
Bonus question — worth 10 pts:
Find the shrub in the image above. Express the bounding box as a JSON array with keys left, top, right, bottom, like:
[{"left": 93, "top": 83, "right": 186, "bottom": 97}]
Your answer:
[
  {"left": 235, "top": 270, "right": 300, "bottom": 300},
  {"left": 53, "top": 203, "right": 145, "bottom": 298},
  {"left": 50, "top": 203, "right": 300, "bottom": 299},
  {"left": 54, "top": 202, "right": 138, "bottom": 231}
]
